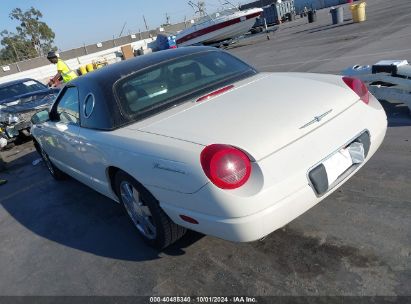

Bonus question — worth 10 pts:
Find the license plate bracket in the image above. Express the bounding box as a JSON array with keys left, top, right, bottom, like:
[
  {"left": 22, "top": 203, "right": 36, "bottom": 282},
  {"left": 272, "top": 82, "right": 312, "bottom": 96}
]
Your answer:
[{"left": 309, "top": 136, "right": 367, "bottom": 196}]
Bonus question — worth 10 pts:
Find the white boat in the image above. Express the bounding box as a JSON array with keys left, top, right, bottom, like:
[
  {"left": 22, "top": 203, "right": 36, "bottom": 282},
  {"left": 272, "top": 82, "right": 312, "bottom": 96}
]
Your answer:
[{"left": 176, "top": 7, "right": 263, "bottom": 46}]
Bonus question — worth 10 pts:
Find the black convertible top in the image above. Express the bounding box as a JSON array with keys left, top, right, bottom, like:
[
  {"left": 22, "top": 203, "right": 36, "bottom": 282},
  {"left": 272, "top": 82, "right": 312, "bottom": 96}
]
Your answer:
[
  {"left": 72, "top": 46, "right": 217, "bottom": 88},
  {"left": 59, "top": 46, "right": 256, "bottom": 130}
]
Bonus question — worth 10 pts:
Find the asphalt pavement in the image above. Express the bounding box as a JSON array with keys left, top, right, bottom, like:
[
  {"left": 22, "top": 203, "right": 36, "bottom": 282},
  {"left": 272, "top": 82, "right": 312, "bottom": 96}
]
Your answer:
[{"left": 0, "top": 0, "right": 410, "bottom": 296}]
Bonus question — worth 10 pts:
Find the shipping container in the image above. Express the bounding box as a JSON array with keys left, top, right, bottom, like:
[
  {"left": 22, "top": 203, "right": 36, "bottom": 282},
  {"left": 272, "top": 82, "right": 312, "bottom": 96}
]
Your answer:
[{"left": 250, "top": 0, "right": 296, "bottom": 27}]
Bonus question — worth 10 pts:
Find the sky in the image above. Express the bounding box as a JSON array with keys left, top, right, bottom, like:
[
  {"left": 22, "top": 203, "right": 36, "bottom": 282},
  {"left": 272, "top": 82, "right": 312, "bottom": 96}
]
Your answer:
[{"left": 0, "top": 0, "right": 245, "bottom": 51}]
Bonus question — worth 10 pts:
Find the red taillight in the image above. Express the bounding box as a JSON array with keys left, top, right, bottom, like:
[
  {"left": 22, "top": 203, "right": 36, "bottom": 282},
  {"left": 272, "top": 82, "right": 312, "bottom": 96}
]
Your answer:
[
  {"left": 342, "top": 76, "right": 369, "bottom": 104},
  {"left": 200, "top": 144, "right": 252, "bottom": 189},
  {"left": 196, "top": 85, "right": 234, "bottom": 103}
]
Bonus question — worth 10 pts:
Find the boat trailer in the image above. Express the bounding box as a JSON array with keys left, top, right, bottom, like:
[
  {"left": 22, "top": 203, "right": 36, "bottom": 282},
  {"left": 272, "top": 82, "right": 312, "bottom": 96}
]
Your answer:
[{"left": 342, "top": 60, "right": 411, "bottom": 114}]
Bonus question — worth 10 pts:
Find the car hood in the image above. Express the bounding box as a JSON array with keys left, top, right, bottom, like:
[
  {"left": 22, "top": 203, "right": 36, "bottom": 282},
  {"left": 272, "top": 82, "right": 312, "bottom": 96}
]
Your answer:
[
  {"left": 0, "top": 89, "right": 58, "bottom": 114},
  {"left": 0, "top": 88, "right": 57, "bottom": 104},
  {"left": 134, "top": 73, "right": 361, "bottom": 161}
]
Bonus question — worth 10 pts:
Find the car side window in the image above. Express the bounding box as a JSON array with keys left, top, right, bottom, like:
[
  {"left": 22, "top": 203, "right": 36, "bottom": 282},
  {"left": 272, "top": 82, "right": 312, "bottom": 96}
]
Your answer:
[{"left": 56, "top": 86, "right": 80, "bottom": 125}]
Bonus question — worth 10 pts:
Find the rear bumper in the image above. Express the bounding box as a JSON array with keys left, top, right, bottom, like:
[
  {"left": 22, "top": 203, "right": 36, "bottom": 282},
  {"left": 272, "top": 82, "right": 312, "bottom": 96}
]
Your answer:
[
  {"left": 160, "top": 121, "right": 387, "bottom": 242},
  {"left": 162, "top": 184, "right": 317, "bottom": 242}
]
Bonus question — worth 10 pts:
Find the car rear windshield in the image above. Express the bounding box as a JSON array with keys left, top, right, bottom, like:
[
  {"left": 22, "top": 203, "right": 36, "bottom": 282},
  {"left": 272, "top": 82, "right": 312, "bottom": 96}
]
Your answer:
[
  {"left": 114, "top": 50, "right": 256, "bottom": 122},
  {"left": 0, "top": 80, "right": 47, "bottom": 102}
]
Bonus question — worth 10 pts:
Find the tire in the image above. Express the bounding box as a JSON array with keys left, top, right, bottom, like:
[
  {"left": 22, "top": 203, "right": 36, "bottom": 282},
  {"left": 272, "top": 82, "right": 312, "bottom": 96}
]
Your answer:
[
  {"left": 35, "top": 141, "right": 66, "bottom": 180},
  {"left": 114, "top": 171, "right": 186, "bottom": 249}
]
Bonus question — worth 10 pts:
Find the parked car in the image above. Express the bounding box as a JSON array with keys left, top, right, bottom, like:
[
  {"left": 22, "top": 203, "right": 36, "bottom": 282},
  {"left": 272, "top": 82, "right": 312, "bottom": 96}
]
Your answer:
[
  {"left": 0, "top": 78, "right": 59, "bottom": 145},
  {"left": 31, "top": 46, "right": 387, "bottom": 249}
]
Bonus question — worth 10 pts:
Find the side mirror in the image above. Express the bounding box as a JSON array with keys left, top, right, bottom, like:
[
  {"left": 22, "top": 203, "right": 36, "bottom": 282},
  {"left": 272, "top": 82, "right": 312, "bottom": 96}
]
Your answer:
[{"left": 31, "top": 109, "right": 50, "bottom": 124}]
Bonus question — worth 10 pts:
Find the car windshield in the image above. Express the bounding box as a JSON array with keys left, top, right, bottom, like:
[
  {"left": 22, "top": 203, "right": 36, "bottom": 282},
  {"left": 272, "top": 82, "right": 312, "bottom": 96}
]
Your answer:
[
  {"left": 115, "top": 50, "right": 255, "bottom": 121},
  {"left": 0, "top": 80, "right": 47, "bottom": 102}
]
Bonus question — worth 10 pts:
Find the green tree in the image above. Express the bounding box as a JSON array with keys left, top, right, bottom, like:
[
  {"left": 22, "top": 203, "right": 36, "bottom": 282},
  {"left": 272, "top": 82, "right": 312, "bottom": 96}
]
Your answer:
[
  {"left": 0, "top": 7, "right": 57, "bottom": 64},
  {"left": 0, "top": 30, "right": 37, "bottom": 63}
]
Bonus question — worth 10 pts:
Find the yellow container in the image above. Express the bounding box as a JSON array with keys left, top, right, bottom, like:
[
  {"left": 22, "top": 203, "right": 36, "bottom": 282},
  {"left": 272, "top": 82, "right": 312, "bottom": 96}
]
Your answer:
[
  {"left": 79, "top": 65, "right": 88, "bottom": 75},
  {"left": 350, "top": 2, "right": 366, "bottom": 23},
  {"left": 86, "top": 63, "right": 94, "bottom": 72}
]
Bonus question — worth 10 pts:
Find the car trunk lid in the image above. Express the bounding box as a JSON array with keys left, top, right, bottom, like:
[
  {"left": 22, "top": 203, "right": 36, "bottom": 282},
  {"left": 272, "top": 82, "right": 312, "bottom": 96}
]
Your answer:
[{"left": 133, "top": 73, "right": 360, "bottom": 161}]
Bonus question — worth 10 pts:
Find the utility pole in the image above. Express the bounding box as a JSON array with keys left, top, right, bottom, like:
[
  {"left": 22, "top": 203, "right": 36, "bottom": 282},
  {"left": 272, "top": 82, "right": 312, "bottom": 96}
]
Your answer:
[
  {"left": 6, "top": 34, "right": 20, "bottom": 62},
  {"left": 10, "top": 41, "right": 19, "bottom": 62},
  {"left": 143, "top": 15, "right": 149, "bottom": 31},
  {"left": 119, "top": 22, "right": 127, "bottom": 37}
]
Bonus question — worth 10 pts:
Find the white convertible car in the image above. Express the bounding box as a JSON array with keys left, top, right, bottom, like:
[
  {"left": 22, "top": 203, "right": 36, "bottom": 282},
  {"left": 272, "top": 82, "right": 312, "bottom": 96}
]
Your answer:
[{"left": 31, "top": 47, "right": 387, "bottom": 249}]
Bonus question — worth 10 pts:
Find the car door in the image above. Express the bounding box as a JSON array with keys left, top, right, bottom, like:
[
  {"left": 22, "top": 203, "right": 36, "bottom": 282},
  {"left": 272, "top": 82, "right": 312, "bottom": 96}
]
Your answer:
[{"left": 40, "top": 86, "right": 86, "bottom": 182}]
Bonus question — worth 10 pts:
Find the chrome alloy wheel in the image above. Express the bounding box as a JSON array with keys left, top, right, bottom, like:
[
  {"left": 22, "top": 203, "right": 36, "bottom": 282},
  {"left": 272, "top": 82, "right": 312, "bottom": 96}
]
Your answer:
[{"left": 120, "top": 181, "right": 157, "bottom": 240}]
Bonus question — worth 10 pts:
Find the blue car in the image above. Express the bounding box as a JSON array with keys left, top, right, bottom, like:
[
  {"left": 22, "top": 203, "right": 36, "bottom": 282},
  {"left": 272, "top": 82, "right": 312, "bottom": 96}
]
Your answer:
[{"left": 0, "top": 78, "right": 59, "bottom": 144}]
